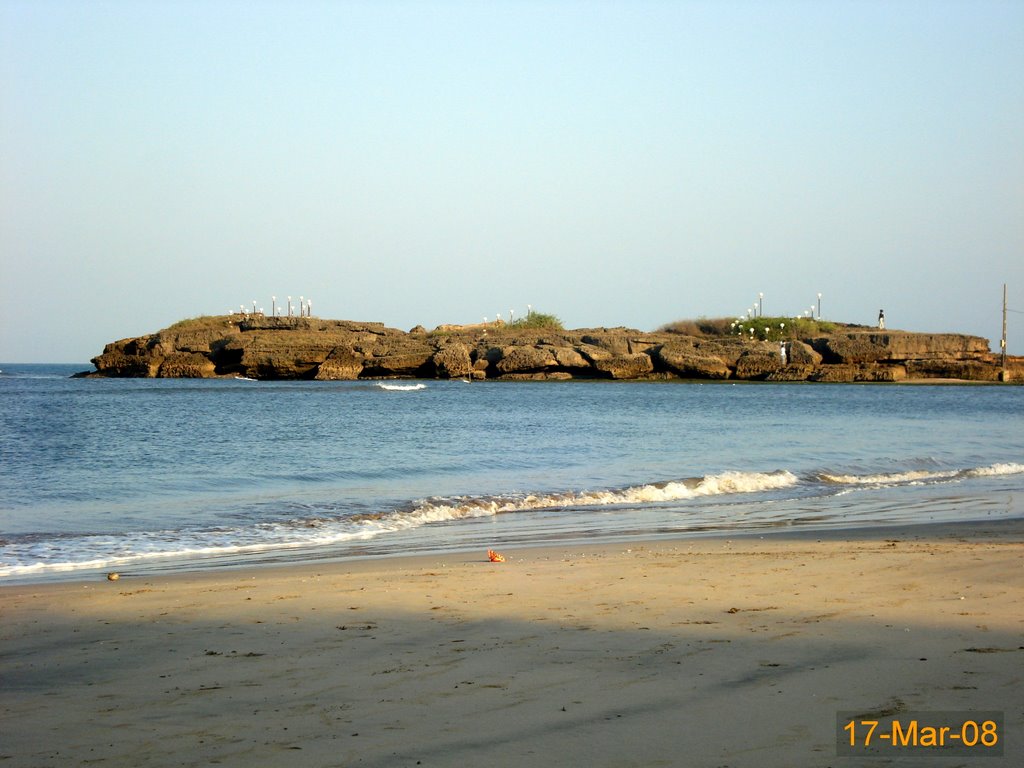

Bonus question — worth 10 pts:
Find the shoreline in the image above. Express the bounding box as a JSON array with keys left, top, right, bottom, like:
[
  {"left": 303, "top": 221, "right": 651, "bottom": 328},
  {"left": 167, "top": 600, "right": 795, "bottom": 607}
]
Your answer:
[
  {"left": 5, "top": 513, "right": 1023, "bottom": 588},
  {"left": 2, "top": 518, "right": 1021, "bottom": 766}
]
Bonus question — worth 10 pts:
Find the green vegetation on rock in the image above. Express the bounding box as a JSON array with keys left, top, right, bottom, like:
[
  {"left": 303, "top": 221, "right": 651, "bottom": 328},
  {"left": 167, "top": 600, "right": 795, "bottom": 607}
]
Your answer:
[
  {"left": 509, "top": 311, "right": 563, "bottom": 330},
  {"left": 165, "top": 315, "right": 231, "bottom": 331}
]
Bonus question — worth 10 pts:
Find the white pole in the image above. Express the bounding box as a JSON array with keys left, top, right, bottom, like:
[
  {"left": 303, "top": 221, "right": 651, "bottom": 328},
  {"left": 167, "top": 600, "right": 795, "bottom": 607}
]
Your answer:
[{"left": 1002, "top": 283, "right": 1008, "bottom": 374}]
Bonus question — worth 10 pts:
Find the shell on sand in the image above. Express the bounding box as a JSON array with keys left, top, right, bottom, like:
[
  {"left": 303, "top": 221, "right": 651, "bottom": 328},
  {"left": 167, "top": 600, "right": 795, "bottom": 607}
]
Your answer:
[{"left": 106, "top": 572, "right": 120, "bottom": 581}]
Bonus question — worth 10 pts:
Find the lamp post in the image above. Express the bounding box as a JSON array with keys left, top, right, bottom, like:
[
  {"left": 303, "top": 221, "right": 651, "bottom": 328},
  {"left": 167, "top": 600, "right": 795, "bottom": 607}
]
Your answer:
[
  {"left": 817, "top": 293, "right": 822, "bottom": 319},
  {"left": 287, "top": 296, "right": 292, "bottom": 317},
  {"left": 272, "top": 296, "right": 276, "bottom": 316},
  {"left": 307, "top": 298, "right": 312, "bottom": 317},
  {"left": 759, "top": 292, "right": 764, "bottom": 317},
  {"left": 299, "top": 297, "right": 304, "bottom": 318}
]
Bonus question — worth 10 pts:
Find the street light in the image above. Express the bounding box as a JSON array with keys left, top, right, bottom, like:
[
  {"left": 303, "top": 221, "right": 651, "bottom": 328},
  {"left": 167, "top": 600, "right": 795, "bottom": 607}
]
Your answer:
[
  {"left": 759, "top": 292, "right": 764, "bottom": 317},
  {"left": 817, "top": 293, "right": 822, "bottom": 319},
  {"left": 272, "top": 296, "right": 276, "bottom": 316},
  {"left": 287, "top": 296, "right": 292, "bottom": 317}
]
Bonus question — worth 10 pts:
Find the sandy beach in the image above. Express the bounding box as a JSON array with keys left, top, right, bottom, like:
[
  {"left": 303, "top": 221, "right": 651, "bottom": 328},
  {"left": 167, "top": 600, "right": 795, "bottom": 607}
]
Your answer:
[{"left": 2, "top": 521, "right": 1021, "bottom": 767}]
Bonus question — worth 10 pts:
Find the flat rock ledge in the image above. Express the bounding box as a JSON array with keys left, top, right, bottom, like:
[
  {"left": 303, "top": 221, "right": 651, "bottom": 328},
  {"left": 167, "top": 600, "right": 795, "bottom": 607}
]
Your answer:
[{"left": 80, "top": 316, "right": 1021, "bottom": 383}]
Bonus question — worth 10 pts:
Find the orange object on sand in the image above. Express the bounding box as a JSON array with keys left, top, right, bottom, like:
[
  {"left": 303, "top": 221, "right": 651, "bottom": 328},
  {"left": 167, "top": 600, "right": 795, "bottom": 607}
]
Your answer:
[{"left": 487, "top": 549, "right": 506, "bottom": 563}]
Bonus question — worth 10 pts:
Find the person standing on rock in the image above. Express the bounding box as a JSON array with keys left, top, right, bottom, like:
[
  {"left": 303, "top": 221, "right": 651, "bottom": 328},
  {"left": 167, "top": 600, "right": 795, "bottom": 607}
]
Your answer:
[{"left": 878, "top": 309, "right": 885, "bottom": 330}]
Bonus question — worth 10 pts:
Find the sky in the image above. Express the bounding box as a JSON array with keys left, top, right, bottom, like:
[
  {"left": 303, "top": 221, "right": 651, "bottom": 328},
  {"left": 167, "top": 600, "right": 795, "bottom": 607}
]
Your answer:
[{"left": 2, "top": 0, "right": 1022, "bottom": 363}]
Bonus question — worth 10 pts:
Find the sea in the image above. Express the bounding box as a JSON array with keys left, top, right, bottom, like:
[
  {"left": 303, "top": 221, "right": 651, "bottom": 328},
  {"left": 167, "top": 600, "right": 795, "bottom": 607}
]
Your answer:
[{"left": 1, "top": 364, "right": 1022, "bottom": 584}]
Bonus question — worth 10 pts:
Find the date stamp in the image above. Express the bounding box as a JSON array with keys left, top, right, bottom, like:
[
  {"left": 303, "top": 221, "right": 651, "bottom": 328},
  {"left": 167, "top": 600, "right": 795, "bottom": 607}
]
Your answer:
[{"left": 837, "top": 711, "right": 1004, "bottom": 757}]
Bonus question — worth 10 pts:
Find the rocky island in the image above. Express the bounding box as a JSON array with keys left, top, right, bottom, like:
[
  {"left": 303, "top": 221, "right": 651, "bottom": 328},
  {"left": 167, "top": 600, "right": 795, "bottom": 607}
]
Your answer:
[{"left": 80, "top": 314, "right": 1020, "bottom": 383}]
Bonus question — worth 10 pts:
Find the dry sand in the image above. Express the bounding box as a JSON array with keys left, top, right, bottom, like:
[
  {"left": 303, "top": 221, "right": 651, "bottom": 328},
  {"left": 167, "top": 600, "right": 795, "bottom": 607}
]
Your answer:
[{"left": 2, "top": 521, "right": 1022, "bottom": 767}]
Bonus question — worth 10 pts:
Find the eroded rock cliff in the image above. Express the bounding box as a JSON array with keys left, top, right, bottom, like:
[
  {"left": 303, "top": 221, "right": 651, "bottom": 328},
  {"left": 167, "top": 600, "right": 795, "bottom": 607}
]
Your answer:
[{"left": 82, "top": 316, "right": 1020, "bottom": 382}]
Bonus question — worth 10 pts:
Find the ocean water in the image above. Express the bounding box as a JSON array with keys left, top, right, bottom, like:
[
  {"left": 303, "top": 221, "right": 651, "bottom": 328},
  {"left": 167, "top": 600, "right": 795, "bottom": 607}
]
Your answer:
[{"left": 1, "top": 364, "right": 1022, "bottom": 582}]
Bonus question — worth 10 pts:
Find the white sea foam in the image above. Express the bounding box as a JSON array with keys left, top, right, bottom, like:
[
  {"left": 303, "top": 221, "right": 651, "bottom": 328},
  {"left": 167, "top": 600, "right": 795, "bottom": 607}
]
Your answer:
[
  {"left": 821, "top": 462, "right": 1024, "bottom": 486},
  {"left": 965, "top": 462, "right": 1024, "bottom": 477},
  {"left": 4, "top": 464, "right": 1018, "bottom": 580},
  {"left": 0, "top": 528, "right": 382, "bottom": 578},
  {"left": 6, "top": 459, "right": 1020, "bottom": 581},
  {"left": 0, "top": 470, "right": 799, "bottom": 578},
  {"left": 375, "top": 382, "right": 427, "bottom": 391},
  {"left": 403, "top": 470, "right": 799, "bottom": 522},
  {"left": 820, "top": 469, "right": 958, "bottom": 485}
]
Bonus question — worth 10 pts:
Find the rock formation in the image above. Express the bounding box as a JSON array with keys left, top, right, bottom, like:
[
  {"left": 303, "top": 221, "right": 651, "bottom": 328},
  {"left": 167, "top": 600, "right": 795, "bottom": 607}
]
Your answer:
[{"left": 80, "top": 315, "right": 1021, "bottom": 383}]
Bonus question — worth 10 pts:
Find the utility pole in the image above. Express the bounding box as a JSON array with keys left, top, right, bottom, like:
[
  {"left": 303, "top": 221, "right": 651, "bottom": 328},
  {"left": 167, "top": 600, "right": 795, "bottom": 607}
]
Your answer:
[{"left": 1001, "top": 283, "right": 1008, "bottom": 379}]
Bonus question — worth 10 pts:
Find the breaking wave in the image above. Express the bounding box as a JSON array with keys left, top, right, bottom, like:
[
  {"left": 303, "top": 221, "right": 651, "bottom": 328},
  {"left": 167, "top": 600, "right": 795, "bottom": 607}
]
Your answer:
[
  {"left": 965, "top": 462, "right": 1024, "bottom": 477},
  {"left": 375, "top": 382, "right": 428, "bottom": 391},
  {"left": 0, "top": 470, "right": 796, "bottom": 578},
  {"left": 404, "top": 470, "right": 799, "bottom": 521},
  {"left": 2, "top": 463, "right": 1019, "bottom": 580},
  {"left": 819, "top": 462, "right": 1024, "bottom": 487}
]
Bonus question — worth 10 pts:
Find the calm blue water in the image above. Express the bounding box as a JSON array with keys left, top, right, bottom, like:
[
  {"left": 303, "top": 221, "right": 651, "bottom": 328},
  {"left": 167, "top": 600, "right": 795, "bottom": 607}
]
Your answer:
[{"left": 1, "top": 364, "right": 1022, "bottom": 582}]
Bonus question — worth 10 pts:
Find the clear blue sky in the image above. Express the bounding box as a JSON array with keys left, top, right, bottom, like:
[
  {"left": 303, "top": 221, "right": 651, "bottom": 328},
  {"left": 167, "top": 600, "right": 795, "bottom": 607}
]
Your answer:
[{"left": 2, "top": 0, "right": 1022, "bottom": 362}]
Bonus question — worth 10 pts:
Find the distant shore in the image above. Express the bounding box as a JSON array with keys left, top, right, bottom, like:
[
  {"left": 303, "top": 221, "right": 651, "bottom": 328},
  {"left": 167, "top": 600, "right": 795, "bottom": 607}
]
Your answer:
[{"left": 3, "top": 517, "right": 1021, "bottom": 766}]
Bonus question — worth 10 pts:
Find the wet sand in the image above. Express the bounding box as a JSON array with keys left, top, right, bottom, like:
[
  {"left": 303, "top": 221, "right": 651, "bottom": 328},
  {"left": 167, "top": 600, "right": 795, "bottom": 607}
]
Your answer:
[{"left": 2, "top": 520, "right": 1022, "bottom": 767}]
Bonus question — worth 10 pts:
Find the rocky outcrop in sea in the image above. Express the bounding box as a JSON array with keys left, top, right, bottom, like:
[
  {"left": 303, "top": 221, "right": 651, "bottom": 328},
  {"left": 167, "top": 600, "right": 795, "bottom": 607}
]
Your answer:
[{"left": 81, "top": 316, "right": 1020, "bottom": 382}]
